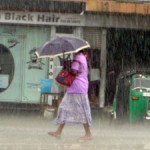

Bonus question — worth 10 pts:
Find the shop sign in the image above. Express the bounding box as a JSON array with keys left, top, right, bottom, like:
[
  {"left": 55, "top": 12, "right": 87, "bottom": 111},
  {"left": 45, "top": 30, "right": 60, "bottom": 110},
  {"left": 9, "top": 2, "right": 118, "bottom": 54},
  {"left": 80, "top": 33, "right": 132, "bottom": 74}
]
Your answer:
[{"left": 0, "top": 11, "right": 85, "bottom": 26}]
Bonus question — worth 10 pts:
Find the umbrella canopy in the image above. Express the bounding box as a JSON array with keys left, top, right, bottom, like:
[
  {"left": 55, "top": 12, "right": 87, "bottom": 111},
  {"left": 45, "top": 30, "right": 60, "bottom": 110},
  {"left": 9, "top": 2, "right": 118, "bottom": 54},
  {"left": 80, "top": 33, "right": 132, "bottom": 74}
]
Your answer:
[{"left": 35, "top": 36, "right": 90, "bottom": 58}]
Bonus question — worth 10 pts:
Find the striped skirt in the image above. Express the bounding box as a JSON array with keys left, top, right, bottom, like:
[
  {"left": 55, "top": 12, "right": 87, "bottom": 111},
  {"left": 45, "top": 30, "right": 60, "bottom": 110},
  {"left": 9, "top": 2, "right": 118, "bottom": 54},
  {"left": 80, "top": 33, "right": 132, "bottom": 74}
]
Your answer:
[{"left": 55, "top": 93, "right": 92, "bottom": 125}]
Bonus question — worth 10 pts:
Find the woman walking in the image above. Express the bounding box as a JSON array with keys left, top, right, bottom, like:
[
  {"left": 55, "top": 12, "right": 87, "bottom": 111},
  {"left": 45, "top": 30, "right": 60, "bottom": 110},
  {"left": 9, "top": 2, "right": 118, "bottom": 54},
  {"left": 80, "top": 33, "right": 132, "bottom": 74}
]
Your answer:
[{"left": 48, "top": 50, "right": 92, "bottom": 141}]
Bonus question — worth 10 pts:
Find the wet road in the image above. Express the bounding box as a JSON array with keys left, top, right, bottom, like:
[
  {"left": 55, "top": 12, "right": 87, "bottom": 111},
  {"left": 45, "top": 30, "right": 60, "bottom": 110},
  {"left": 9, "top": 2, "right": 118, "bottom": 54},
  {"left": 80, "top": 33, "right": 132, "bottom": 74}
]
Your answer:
[{"left": 0, "top": 109, "right": 150, "bottom": 150}]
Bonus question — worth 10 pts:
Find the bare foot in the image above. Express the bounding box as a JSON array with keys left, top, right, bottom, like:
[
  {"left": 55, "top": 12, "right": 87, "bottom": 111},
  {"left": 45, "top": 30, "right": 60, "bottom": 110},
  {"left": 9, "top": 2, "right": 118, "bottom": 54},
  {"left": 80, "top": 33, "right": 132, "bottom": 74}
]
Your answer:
[
  {"left": 79, "top": 135, "right": 92, "bottom": 141},
  {"left": 48, "top": 131, "right": 61, "bottom": 139}
]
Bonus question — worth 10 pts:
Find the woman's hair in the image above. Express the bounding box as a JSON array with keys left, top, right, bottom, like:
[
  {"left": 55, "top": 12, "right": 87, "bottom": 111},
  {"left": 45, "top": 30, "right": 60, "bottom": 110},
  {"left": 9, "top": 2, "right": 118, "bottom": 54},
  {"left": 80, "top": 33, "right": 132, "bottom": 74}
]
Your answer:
[
  {"left": 77, "top": 50, "right": 90, "bottom": 62},
  {"left": 79, "top": 50, "right": 84, "bottom": 53}
]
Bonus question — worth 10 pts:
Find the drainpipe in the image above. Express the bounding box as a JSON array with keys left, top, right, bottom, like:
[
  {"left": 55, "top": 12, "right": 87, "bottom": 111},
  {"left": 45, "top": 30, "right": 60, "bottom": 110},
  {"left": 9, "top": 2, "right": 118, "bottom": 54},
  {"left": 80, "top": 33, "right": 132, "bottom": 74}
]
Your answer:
[{"left": 99, "top": 29, "right": 107, "bottom": 108}]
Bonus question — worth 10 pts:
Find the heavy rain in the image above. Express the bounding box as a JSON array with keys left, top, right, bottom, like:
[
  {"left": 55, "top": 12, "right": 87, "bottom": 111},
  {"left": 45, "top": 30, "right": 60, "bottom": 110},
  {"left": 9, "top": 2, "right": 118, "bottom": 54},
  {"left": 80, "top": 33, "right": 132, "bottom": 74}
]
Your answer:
[{"left": 1, "top": 0, "right": 150, "bottom": 150}]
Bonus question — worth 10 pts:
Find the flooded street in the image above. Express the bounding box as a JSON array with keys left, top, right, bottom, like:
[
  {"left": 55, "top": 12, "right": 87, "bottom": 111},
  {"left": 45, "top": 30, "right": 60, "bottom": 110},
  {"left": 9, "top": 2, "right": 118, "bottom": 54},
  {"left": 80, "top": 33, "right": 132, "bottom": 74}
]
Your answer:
[{"left": 0, "top": 110, "right": 150, "bottom": 150}]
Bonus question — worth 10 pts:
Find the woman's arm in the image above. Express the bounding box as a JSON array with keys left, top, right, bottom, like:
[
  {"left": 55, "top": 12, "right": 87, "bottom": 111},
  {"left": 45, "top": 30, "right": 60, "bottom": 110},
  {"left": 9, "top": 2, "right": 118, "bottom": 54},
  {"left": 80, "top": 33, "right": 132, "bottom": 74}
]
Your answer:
[{"left": 70, "top": 69, "right": 78, "bottom": 76}]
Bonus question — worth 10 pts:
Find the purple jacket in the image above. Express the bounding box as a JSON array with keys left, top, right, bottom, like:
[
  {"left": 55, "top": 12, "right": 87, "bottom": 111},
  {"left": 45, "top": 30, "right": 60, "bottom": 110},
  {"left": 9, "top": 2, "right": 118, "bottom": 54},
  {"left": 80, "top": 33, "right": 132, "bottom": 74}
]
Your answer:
[{"left": 66, "top": 52, "right": 89, "bottom": 94}]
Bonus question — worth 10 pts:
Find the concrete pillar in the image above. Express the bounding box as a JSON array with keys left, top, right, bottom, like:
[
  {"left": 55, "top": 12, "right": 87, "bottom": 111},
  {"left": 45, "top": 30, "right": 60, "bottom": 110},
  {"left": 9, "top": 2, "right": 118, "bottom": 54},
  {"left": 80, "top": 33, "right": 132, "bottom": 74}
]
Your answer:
[
  {"left": 99, "top": 29, "right": 107, "bottom": 108},
  {"left": 74, "top": 27, "right": 83, "bottom": 38},
  {"left": 48, "top": 26, "right": 56, "bottom": 104},
  {"left": 48, "top": 26, "right": 56, "bottom": 79},
  {"left": 50, "top": 26, "right": 56, "bottom": 39}
]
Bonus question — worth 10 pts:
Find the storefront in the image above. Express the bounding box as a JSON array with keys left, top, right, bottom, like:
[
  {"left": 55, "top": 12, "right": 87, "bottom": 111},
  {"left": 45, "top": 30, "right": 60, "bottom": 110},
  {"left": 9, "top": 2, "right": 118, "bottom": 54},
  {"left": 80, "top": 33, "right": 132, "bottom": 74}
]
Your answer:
[
  {"left": 0, "top": 9, "right": 102, "bottom": 109},
  {"left": 0, "top": 23, "right": 50, "bottom": 103},
  {"left": 1, "top": 1, "right": 149, "bottom": 109}
]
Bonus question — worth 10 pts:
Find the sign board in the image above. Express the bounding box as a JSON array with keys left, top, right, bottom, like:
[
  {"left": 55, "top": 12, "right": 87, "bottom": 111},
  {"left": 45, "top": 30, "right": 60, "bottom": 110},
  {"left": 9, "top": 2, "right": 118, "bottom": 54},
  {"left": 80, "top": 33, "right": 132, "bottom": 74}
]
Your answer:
[
  {"left": 0, "top": 74, "right": 9, "bottom": 88},
  {"left": 0, "top": 11, "right": 85, "bottom": 26}
]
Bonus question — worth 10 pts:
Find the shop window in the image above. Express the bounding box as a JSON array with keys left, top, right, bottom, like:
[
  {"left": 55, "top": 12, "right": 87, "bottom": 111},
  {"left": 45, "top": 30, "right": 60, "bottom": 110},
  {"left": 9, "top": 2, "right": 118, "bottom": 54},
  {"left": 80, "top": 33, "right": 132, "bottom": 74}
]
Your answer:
[
  {"left": 56, "top": 26, "right": 74, "bottom": 34},
  {"left": 0, "top": 44, "right": 14, "bottom": 92}
]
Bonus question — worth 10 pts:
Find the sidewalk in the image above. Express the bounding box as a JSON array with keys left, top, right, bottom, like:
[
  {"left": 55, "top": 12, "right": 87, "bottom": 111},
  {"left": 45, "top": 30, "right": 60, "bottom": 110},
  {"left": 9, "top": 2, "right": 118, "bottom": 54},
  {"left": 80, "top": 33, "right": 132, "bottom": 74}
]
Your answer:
[{"left": 0, "top": 109, "right": 150, "bottom": 150}]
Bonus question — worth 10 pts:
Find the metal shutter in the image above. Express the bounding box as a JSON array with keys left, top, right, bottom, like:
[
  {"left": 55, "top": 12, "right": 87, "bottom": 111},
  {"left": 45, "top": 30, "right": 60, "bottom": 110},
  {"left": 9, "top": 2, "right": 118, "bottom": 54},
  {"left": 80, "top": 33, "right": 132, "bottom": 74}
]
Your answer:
[{"left": 83, "top": 27, "right": 102, "bottom": 49}]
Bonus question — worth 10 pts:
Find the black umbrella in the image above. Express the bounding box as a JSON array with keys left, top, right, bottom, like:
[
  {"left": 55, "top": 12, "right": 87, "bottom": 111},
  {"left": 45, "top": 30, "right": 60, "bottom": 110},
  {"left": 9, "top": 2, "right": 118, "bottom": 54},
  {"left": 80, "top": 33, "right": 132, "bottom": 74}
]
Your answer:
[{"left": 35, "top": 36, "right": 90, "bottom": 58}]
